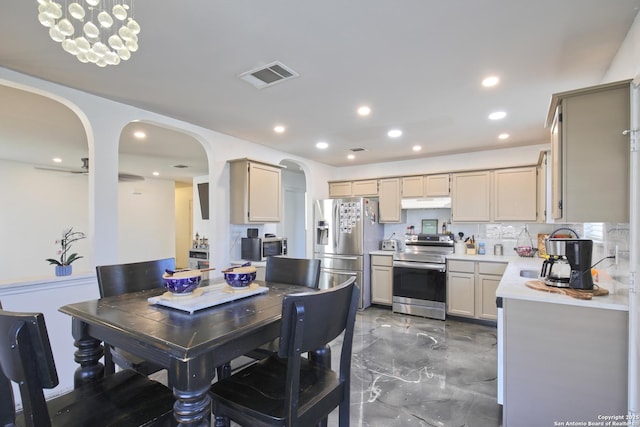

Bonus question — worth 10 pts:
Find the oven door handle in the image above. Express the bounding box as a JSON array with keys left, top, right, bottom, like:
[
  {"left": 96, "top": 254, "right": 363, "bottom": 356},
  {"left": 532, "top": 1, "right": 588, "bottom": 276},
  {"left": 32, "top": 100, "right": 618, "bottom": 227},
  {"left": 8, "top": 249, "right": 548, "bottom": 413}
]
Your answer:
[{"left": 392, "top": 261, "right": 446, "bottom": 272}]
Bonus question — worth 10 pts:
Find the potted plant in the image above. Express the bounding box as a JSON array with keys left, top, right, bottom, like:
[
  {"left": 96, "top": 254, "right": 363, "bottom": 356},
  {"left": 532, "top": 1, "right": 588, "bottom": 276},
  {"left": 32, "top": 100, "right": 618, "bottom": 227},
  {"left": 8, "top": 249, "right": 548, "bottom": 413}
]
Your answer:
[{"left": 46, "top": 228, "right": 86, "bottom": 276}]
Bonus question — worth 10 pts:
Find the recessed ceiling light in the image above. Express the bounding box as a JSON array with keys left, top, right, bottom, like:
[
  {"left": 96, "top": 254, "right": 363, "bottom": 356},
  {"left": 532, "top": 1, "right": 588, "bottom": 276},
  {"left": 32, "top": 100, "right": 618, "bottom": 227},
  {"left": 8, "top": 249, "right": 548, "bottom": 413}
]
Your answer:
[
  {"left": 387, "top": 129, "right": 403, "bottom": 138},
  {"left": 274, "top": 125, "right": 286, "bottom": 133},
  {"left": 498, "top": 133, "right": 510, "bottom": 140},
  {"left": 152, "top": 171, "right": 160, "bottom": 176},
  {"left": 347, "top": 154, "right": 355, "bottom": 160},
  {"left": 316, "top": 141, "right": 328, "bottom": 149},
  {"left": 489, "top": 111, "right": 507, "bottom": 120},
  {"left": 134, "top": 131, "right": 146, "bottom": 139},
  {"left": 357, "top": 106, "right": 371, "bottom": 116},
  {"left": 482, "top": 76, "right": 500, "bottom": 87},
  {"left": 52, "top": 157, "right": 62, "bottom": 163},
  {"left": 412, "top": 145, "right": 422, "bottom": 152}
]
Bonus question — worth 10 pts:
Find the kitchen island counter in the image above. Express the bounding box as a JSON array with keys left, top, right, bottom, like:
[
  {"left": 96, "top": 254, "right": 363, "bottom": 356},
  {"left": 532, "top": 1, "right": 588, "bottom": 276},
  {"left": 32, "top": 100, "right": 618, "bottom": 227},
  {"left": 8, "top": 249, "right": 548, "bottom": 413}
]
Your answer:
[
  {"left": 496, "top": 257, "right": 628, "bottom": 311},
  {"left": 498, "top": 258, "right": 629, "bottom": 426}
]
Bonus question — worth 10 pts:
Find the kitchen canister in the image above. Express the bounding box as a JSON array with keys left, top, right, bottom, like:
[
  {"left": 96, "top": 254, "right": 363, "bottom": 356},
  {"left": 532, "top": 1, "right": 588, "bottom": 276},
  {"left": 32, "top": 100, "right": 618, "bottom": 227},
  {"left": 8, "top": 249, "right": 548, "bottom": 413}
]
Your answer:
[
  {"left": 494, "top": 244, "right": 504, "bottom": 256},
  {"left": 478, "top": 242, "right": 486, "bottom": 255}
]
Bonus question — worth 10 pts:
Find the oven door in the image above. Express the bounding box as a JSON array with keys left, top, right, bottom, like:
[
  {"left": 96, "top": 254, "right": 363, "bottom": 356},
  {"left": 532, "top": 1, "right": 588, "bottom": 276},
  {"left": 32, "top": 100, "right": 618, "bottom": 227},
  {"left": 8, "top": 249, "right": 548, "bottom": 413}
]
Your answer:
[{"left": 392, "top": 261, "right": 446, "bottom": 319}]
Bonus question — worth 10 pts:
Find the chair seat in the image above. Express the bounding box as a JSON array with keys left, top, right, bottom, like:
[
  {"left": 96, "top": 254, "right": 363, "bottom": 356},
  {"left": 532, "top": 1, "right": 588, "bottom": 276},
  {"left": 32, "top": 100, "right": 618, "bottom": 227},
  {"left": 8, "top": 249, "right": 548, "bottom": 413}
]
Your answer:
[
  {"left": 211, "top": 356, "right": 344, "bottom": 426},
  {"left": 15, "top": 369, "right": 175, "bottom": 427}
]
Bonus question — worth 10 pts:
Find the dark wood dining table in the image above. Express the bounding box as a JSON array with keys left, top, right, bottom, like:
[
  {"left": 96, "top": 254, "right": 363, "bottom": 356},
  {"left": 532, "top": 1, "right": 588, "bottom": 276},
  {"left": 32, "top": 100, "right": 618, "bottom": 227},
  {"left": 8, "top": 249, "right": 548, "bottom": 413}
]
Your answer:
[{"left": 58, "top": 280, "right": 318, "bottom": 427}]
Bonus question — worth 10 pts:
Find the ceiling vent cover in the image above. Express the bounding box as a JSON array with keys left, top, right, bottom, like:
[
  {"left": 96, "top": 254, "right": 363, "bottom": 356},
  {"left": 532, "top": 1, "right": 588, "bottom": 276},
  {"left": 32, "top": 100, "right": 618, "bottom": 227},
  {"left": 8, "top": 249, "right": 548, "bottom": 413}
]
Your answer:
[
  {"left": 239, "top": 61, "right": 299, "bottom": 89},
  {"left": 350, "top": 147, "right": 367, "bottom": 152}
]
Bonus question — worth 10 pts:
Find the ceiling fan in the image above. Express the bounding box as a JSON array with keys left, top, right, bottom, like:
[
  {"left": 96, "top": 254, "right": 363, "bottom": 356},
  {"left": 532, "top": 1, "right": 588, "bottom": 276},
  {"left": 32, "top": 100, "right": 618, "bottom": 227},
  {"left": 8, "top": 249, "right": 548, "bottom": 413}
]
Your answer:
[{"left": 35, "top": 157, "right": 145, "bottom": 182}]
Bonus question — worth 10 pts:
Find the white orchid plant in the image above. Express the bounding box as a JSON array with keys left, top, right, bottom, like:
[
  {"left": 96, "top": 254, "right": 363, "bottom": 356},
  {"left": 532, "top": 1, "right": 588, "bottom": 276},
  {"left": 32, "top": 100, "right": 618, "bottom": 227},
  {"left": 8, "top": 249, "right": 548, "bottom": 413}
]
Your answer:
[{"left": 46, "top": 227, "right": 86, "bottom": 266}]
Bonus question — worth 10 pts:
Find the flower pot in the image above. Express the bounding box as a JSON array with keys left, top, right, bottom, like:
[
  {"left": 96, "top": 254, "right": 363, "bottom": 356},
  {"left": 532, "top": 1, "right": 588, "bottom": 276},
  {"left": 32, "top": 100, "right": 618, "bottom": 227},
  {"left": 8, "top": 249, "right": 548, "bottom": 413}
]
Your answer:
[{"left": 55, "top": 265, "right": 72, "bottom": 276}]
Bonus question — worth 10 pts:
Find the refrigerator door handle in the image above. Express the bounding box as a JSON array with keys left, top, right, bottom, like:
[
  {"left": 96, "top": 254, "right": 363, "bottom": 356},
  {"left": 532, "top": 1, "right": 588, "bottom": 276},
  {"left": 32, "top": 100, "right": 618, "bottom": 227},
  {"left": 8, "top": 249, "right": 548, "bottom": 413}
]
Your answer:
[
  {"left": 321, "top": 255, "right": 359, "bottom": 261},
  {"left": 333, "top": 201, "right": 339, "bottom": 250}
]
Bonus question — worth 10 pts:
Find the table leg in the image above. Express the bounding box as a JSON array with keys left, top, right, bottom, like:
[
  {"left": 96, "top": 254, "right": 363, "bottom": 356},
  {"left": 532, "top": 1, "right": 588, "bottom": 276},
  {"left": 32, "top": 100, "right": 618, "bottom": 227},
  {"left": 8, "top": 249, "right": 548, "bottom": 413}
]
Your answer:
[
  {"left": 169, "top": 357, "right": 218, "bottom": 426},
  {"left": 70, "top": 319, "right": 104, "bottom": 388},
  {"left": 173, "top": 384, "right": 212, "bottom": 427},
  {"left": 213, "top": 363, "right": 231, "bottom": 427}
]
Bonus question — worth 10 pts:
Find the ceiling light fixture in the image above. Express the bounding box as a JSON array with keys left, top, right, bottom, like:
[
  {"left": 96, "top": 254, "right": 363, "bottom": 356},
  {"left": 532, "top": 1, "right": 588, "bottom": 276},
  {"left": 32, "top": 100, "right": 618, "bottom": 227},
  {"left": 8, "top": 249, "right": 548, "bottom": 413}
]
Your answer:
[
  {"left": 53, "top": 157, "right": 62, "bottom": 163},
  {"left": 498, "top": 133, "right": 510, "bottom": 140},
  {"left": 489, "top": 111, "right": 507, "bottom": 120},
  {"left": 482, "top": 76, "right": 500, "bottom": 87},
  {"left": 273, "top": 125, "right": 285, "bottom": 133},
  {"left": 412, "top": 145, "right": 422, "bottom": 152},
  {"left": 36, "top": 0, "right": 141, "bottom": 67},
  {"left": 347, "top": 154, "right": 355, "bottom": 160},
  {"left": 316, "top": 141, "right": 328, "bottom": 149},
  {"left": 387, "top": 129, "right": 403, "bottom": 138},
  {"left": 133, "top": 130, "right": 146, "bottom": 139},
  {"left": 357, "top": 106, "right": 371, "bottom": 116}
]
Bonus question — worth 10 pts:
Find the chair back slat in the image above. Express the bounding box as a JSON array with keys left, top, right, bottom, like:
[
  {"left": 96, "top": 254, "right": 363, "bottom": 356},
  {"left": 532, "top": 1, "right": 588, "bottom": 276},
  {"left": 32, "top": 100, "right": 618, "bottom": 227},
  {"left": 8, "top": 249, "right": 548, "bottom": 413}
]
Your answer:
[
  {"left": 0, "top": 308, "right": 58, "bottom": 427},
  {"left": 278, "top": 276, "right": 357, "bottom": 357},
  {"left": 265, "top": 256, "right": 321, "bottom": 289},
  {"left": 0, "top": 301, "right": 16, "bottom": 427},
  {"left": 96, "top": 258, "right": 175, "bottom": 297}
]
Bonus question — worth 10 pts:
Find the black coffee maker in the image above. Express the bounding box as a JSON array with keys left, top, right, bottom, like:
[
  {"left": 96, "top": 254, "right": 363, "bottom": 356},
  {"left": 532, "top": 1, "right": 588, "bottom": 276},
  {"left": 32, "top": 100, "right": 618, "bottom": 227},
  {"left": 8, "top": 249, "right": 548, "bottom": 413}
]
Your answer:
[{"left": 564, "top": 239, "right": 594, "bottom": 290}]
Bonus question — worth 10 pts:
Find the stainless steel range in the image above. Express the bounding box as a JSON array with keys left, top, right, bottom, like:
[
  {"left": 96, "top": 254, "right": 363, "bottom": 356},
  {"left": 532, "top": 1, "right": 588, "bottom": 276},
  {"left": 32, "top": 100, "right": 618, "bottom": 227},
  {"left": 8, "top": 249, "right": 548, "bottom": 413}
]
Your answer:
[{"left": 392, "top": 233, "right": 453, "bottom": 320}]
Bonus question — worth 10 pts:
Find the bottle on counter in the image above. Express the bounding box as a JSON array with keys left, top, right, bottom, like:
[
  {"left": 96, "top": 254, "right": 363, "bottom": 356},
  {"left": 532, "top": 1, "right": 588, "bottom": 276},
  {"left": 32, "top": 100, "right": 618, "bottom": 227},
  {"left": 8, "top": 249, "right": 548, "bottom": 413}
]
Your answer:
[{"left": 478, "top": 242, "right": 486, "bottom": 255}]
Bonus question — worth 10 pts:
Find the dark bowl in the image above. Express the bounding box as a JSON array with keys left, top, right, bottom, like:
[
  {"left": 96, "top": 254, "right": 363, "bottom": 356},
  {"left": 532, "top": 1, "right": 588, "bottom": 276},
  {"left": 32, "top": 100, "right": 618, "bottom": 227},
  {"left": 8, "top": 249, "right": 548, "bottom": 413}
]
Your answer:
[
  {"left": 224, "top": 271, "right": 257, "bottom": 288},
  {"left": 163, "top": 274, "right": 202, "bottom": 294}
]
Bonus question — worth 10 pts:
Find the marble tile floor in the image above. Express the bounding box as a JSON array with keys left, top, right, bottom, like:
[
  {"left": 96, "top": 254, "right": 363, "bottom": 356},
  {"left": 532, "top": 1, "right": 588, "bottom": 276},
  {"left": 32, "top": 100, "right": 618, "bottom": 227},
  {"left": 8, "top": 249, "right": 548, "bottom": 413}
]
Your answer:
[{"left": 325, "top": 306, "right": 502, "bottom": 427}]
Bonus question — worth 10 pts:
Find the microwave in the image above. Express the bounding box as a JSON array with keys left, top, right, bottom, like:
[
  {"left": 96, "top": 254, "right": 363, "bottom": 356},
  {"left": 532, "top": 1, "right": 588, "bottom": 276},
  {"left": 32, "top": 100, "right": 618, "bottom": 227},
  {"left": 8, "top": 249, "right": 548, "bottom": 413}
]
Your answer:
[{"left": 241, "top": 237, "right": 288, "bottom": 261}]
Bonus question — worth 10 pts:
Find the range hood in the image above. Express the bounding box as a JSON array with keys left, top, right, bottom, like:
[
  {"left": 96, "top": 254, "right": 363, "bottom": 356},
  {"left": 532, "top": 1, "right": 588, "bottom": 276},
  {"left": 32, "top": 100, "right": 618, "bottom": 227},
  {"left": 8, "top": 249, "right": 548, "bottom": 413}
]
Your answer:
[{"left": 401, "top": 197, "right": 452, "bottom": 209}]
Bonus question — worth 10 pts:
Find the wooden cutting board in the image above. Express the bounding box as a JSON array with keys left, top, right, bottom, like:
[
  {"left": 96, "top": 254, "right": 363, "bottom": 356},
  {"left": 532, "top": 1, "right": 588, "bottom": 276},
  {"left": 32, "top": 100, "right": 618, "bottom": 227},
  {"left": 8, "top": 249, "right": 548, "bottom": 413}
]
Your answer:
[{"left": 525, "top": 280, "right": 609, "bottom": 300}]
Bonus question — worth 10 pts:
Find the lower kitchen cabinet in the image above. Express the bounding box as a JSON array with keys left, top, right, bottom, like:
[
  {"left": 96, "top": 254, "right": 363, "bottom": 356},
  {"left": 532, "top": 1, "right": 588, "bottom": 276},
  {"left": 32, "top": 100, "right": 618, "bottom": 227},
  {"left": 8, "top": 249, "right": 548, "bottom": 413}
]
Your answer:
[
  {"left": 371, "top": 254, "right": 393, "bottom": 305},
  {"left": 447, "top": 259, "right": 506, "bottom": 320}
]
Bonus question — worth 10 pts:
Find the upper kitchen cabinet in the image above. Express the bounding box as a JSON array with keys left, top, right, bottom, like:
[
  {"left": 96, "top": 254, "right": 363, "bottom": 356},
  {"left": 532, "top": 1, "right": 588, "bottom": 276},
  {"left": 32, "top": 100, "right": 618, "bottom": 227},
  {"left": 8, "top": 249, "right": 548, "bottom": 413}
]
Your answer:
[
  {"left": 547, "top": 80, "right": 631, "bottom": 223},
  {"left": 378, "top": 178, "right": 402, "bottom": 222},
  {"left": 451, "top": 171, "right": 491, "bottom": 222},
  {"left": 328, "top": 179, "right": 378, "bottom": 197},
  {"left": 229, "top": 158, "right": 283, "bottom": 224},
  {"left": 425, "top": 174, "right": 450, "bottom": 196},
  {"left": 401, "top": 174, "right": 450, "bottom": 198},
  {"left": 493, "top": 167, "right": 537, "bottom": 222},
  {"left": 401, "top": 176, "right": 424, "bottom": 198}
]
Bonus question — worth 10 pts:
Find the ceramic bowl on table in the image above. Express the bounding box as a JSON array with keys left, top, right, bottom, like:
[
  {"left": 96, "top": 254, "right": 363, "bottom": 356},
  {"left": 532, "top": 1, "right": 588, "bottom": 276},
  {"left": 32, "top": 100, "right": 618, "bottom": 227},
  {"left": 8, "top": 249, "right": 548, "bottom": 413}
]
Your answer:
[
  {"left": 224, "top": 271, "right": 257, "bottom": 288},
  {"left": 162, "top": 271, "right": 202, "bottom": 294}
]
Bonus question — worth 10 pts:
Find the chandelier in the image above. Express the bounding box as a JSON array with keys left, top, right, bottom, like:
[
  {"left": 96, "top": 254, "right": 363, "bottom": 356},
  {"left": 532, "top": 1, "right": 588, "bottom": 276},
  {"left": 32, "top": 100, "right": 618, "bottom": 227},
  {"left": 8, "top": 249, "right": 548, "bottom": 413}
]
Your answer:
[{"left": 36, "top": 0, "right": 140, "bottom": 67}]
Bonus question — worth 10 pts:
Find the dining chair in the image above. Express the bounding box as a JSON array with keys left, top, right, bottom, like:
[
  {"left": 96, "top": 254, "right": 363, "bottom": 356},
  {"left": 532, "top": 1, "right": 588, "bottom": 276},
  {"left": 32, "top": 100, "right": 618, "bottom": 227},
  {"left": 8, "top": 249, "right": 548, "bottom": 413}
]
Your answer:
[
  {"left": 96, "top": 257, "right": 175, "bottom": 376},
  {"left": 210, "top": 276, "right": 359, "bottom": 427},
  {"left": 243, "top": 256, "right": 322, "bottom": 361},
  {"left": 0, "top": 304, "right": 175, "bottom": 427}
]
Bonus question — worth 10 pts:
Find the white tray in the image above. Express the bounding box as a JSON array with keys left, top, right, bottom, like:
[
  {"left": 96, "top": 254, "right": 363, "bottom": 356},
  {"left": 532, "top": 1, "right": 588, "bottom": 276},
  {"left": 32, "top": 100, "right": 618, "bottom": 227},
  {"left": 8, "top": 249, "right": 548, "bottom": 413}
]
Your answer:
[{"left": 148, "top": 283, "right": 268, "bottom": 313}]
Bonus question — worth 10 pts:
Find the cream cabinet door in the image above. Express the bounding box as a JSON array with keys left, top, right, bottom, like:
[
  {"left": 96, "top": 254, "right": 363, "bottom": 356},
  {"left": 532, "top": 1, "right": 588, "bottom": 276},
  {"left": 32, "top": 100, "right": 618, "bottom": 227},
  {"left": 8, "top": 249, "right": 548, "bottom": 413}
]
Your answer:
[
  {"left": 425, "top": 174, "right": 450, "bottom": 196},
  {"left": 401, "top": 176, "right": 424, "bottom": 198},
  {"left": 371, "top": 255, "right": 393, "bottom": 306},
  {"left": 446, "top": 271, "right": 475, "bottom": 317},
  {"left": 329, "top": 181, "right": 352, "bottom": 198},
  {"left": 378, "top": 178, "right": 401, "bottom": 223},
  {"left": 493, "top": 167, "right": 537, "bottom": 222},
  {"left": 477, "top": 274, "right": 500, "bottom": 320},
  {"left": 451, "top": 171, "right": 491, "bottom": 222},
  {"left": 352, "top": 179, "right": 378, "bottom": 196},
  {"left": 247, "top": 162, "right": 281, "bottom": 222}
]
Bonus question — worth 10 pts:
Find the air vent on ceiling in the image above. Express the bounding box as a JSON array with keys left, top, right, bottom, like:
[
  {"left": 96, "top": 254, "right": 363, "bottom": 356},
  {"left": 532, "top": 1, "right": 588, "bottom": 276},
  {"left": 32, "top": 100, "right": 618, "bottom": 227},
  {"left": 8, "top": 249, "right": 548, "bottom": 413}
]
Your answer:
[
  {"left": 239, "top": 61, "right": 299, "bottom": 89},
  {"left": 350, "top": 147, "right": 367, "bottom": 152}
]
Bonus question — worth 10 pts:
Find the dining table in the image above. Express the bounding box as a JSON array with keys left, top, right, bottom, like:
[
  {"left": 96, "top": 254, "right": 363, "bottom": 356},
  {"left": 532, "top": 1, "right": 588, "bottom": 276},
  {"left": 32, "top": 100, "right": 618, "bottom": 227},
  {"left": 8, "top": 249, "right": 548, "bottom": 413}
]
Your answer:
[{"left": 58, "top": 279, "right": 327, "bottom": 427}]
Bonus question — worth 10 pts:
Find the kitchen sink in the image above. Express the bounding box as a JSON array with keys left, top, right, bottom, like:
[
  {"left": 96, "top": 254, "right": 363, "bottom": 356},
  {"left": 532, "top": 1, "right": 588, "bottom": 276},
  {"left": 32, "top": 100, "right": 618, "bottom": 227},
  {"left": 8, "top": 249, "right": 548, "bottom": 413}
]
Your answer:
[{"left": 519, "top": 269, "right": 539, "bottom": 278}]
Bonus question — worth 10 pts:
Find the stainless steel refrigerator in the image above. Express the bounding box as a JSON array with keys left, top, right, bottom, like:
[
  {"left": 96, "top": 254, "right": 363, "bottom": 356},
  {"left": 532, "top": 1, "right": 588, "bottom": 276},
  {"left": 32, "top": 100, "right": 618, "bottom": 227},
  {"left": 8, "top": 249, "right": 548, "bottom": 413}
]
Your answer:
[{"left": 314, "top": 197, "right": 384, "bottom": 309}]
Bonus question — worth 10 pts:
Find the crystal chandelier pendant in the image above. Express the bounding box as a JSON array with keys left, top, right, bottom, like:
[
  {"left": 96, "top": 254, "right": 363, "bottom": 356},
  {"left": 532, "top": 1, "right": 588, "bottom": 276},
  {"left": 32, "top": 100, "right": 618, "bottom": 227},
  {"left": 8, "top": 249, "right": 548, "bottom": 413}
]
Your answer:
[{"left": 36, "top": 0, "right": 140, "bottom": 67}]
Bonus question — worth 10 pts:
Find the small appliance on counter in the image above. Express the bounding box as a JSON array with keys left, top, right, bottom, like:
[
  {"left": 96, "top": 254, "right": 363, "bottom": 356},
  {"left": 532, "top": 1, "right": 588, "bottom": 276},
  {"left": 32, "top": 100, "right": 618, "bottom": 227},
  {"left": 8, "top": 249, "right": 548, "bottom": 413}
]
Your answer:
[
  {"left": 542, "top": 228, "right": 594, "bottom": 290},
  {"left": 381, "top": 232, "right": 399, "bottom": 251}
]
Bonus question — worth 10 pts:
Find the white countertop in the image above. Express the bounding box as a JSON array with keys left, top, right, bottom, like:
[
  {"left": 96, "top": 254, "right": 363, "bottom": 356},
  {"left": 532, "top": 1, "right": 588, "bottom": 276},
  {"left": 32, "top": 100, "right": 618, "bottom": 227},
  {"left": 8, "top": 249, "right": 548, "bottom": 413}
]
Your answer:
[{"left": 496, "top": 257, "right": 629, "bottom": 311}]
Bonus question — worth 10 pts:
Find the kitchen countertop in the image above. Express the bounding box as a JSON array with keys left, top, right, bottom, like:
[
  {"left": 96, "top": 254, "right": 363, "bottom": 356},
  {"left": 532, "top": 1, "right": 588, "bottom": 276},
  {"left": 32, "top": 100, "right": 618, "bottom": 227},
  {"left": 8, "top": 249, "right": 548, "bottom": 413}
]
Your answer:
[
  {"left": 496, "top": 257, "right": 628, "bottom": 311},
  {"left": 369, "top": 250, "right": 396, "bottom": 256}
]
